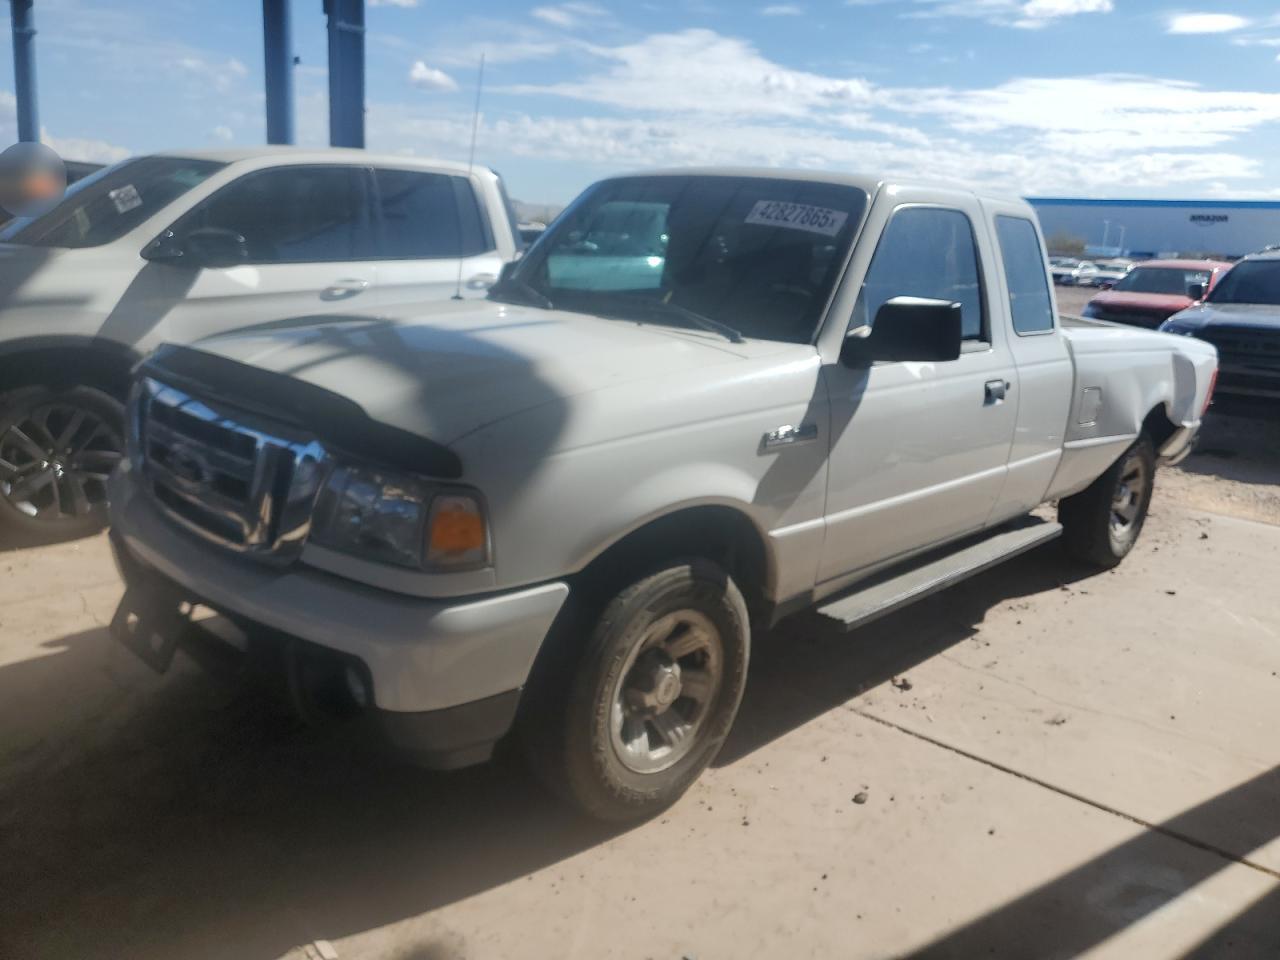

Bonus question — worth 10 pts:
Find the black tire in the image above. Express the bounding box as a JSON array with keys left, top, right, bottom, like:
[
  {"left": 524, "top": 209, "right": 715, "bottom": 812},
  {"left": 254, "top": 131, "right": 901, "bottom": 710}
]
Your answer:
[
  {"left": 521, "top": 560, "right": 750, "bottom": 822},
  {"left": 1059, "top": 433, "right": 1156, "bottom": 568},
  {"left": 0, "top": 384, "right": 125, "bottom": 544}
]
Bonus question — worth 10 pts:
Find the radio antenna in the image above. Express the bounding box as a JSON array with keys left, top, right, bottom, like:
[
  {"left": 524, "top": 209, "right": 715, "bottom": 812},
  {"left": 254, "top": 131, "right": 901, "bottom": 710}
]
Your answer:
[{"left": 452, "top": 53, "right": 486, "bottom": 301}]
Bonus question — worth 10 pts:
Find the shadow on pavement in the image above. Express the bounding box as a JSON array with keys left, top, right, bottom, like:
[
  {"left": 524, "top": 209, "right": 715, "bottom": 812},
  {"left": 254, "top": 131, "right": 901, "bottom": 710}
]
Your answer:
[
  {"left": 0, "top": 540, "right": 1112, "bottom": 960},
  {"left": 904, "top": 765, "right": 1280, "bottom": 959},
  {"left": 1177, "top": 412, "right": 1280, "bottom": 485}
]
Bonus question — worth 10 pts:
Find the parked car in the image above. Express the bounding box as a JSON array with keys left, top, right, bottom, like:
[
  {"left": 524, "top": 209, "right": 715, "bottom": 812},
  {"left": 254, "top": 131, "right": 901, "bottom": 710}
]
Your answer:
[
  {"left": 1052, "top": 259, "right": 1100, "bottom": 286},
  {"left": 1079, "top": 258, "right": 1232, "bottom": 328},
  {"left": 0, "top": 147, "right": 523, "bottom": 541},
  {"left": 1161, "top": 250, "right": 1280, "bottom": 407},
  {"left": 518, "top": 220, "right": 548, "bottom": 246},
  {"left": 107, "top": 170, "right": 1217, "bottom": 820},
  {"left": 1085, "top": 259, "right": 1133, "bottom": 288}
]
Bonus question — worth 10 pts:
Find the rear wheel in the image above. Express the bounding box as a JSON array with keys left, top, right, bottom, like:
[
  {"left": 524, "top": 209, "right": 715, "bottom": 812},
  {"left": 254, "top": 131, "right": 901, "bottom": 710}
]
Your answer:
[
  {"left": 522, "top": 560, "right": 750, "bottom": 821},
  {"left": 1059, "top": 434, "right": 1155, "bottom": 568},
  {"left": 0, "top": 385, "right": 125, "bottom": 543}
]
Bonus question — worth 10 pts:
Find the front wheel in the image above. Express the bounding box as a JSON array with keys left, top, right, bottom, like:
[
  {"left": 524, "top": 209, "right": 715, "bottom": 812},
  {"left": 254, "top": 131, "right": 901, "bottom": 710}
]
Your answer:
[
  {"left": 1059, "top": 434, "right": 1156, "bottom": 568},
  {"left": 523, "top": 560, "right": 750, "bottom": 822},
  {"left": 0, "top": 385, "right": 125, "bottom": 543}
]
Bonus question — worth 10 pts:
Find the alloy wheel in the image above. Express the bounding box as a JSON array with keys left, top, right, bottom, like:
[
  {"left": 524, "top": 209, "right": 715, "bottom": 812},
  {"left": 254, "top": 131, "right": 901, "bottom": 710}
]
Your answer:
[
  {"left": 0, "top": 401, "right": 124, "bottom": 524},
  {"left": 608, "top": 608, "right": 724, "bottom": 775}
]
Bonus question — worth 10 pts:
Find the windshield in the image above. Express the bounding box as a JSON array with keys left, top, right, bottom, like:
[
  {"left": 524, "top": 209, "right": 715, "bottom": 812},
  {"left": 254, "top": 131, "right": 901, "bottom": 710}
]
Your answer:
[
  {"left": 491, "top": 174, "right": 868, "bottom": 344},
  {"left": 1110, "top": 266, "right": 1209, "bottom": 296},
  {"left": 1206, "top": 260, "right": 1280, "bottom": 305},
  {"left": 0, "top": 155, "right": 225, "bottom": 248}
]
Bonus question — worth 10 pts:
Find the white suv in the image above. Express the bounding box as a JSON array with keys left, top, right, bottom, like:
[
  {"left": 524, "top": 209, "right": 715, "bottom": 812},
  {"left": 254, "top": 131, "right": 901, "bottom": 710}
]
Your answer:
[{"left": 0, "top": 147, "right": 522, "bottom": 541}]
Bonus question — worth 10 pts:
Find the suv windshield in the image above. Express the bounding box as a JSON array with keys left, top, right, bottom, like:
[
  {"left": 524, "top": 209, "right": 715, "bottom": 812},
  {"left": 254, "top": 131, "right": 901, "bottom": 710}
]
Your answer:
[
  {"left": 0, "top": 155, "right": 225, "bottom": 249},
  {"left": 490, "top": 174, "right": 868, "bottom": 344},
  {"left": 1206, "top": 260, "right": 1280, "bottom": 305},
  {"left": 1110, "top": 266, "right": 1209, "bottom": 296}
]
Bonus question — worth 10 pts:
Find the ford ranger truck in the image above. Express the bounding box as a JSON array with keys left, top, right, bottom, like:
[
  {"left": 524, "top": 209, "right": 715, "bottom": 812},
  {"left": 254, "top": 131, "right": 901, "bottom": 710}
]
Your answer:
[
  {"left": 0, "top": 148, "right": 523, "bottom": 542},
  {"left": 107, "top": 170, "right": 1218, "bottom": 821}
]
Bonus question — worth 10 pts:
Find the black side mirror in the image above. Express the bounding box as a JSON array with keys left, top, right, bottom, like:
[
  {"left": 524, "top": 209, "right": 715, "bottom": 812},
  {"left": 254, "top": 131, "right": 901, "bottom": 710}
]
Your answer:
[
  {"left": 183, "top": 226, "right": 249, "bottom": 268},
  {"left": 498, "top": 260, "right": 518, "bottom": 284},
  {"left": 841, "top": 296, "right": 964, "bottom": 366},
  {"left": 1187, "top": 282, "right": 1206, "bottom": 301}
]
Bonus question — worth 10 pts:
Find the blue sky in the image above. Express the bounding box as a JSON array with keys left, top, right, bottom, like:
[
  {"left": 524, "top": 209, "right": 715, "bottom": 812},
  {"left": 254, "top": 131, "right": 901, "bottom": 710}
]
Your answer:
[{"left": 3, "top": 0, "right": 1280, "bottom": 204}]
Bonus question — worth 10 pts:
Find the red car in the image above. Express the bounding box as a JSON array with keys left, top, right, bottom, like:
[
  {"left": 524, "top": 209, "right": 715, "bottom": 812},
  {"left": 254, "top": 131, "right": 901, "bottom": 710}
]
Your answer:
[{"left": 1080, "top": 259, "right": 1233, "bottom": 329}]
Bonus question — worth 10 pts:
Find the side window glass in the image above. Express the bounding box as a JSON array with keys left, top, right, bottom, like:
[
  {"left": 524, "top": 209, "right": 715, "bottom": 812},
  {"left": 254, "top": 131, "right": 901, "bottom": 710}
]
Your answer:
[
  {"left": 452, "top": 176, "right": 494, "bottom": 255},
  {"left": 856, "top": 206, "right": 985, "bottom": 341},
  {"left": 186, "top": 166, "right": 370, "bottom": 263},
  {"left": 374, "top": 169, "right": 458, "bottom": 258},
  {"left": 995, "top": 216, "right": 1055, "bottom": 334}
]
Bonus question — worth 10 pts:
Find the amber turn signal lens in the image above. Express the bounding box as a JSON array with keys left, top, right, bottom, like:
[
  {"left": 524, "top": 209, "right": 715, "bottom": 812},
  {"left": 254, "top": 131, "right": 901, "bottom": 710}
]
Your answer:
[{"left": 425, "top": 495, "right": 488, "bottom": 566}]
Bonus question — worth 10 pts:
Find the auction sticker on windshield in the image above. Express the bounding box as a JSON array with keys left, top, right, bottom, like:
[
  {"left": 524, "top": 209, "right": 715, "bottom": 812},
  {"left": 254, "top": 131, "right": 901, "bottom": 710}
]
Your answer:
[{"left": 745, "top": 200, "right": 849, "bottom": 237}]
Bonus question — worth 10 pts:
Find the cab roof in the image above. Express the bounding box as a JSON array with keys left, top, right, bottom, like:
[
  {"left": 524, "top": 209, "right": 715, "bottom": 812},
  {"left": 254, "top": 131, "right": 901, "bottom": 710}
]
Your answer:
[
  {"left": 150, "top": 146, "right": 483, "bottom": 176},
  {"left": 604, "top": 167, "right": 1028, "bottom": 207}
]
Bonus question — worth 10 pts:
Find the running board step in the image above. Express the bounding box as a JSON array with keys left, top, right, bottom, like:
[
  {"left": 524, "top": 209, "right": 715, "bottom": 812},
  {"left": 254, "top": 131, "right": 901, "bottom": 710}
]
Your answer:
[{"left": 816, "top": 518, "right": 1063, "bottom": 632}]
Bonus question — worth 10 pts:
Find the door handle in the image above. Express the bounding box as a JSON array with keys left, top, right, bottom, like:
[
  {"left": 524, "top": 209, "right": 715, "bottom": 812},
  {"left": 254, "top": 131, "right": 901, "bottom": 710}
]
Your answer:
[
  {"left": 984, "top": 379, "right": 1009, "bottom": 404},
  {"left": 321, "top": 278, "right": 369, "bottom": 301},
  {"left": 465, "top": 272, "right": 498, "bottom": 291}
]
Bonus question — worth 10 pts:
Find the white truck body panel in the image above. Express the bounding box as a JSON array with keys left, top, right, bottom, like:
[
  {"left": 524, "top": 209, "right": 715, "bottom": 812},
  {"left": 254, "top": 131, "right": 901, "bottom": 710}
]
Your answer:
[{"left": 109, "top": 169, "right": 1219, "bottom": 722}]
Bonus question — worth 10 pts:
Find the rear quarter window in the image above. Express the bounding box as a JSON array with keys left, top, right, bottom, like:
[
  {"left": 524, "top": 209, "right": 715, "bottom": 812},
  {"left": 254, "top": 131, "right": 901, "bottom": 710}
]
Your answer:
[{"left": 994, "top": 216, "right": 1055, "bottom": 334}]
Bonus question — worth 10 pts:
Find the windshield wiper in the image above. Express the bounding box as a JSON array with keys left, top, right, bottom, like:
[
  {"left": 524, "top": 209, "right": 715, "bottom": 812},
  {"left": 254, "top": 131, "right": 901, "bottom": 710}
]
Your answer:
[
  {"left": 488, "top": 276, "right": 554, "bottom": 310},
  {"left": 600, "top": 297, "right": 745, "bottom": 344}
]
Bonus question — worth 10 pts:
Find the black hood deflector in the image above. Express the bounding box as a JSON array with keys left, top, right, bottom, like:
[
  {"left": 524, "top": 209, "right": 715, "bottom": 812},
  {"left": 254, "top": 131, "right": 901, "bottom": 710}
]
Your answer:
[{"left": 138, "top": 343, "right": 463, "bottom": 480}]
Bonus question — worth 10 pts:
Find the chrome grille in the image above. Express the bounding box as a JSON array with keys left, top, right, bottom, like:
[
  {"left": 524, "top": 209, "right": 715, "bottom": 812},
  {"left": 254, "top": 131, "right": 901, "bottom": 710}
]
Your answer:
[{"left": 132, "top": 377, "right": 329, "bottom": 560}]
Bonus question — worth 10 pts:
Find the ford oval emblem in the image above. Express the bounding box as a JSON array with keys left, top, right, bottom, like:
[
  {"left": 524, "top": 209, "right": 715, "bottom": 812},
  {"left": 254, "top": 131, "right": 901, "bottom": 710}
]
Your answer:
[{"left": 167, "top": 441, "right": 215, "bottom": 493}]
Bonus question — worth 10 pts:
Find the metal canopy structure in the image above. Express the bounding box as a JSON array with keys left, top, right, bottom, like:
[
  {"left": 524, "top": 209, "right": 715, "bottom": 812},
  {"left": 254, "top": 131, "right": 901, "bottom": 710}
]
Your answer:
[
  {"left": 6, "top": 0, "right": 367, "bottom": 150},
  {"left": 9, "top": 0, "right": 38, "bottom": 142}
]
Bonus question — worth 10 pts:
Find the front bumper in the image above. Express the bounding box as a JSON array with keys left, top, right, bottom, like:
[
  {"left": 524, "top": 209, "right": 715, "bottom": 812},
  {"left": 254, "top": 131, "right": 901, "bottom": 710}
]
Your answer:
[{"left": 108, "top": 464, "right": 570, "bottom": 765}]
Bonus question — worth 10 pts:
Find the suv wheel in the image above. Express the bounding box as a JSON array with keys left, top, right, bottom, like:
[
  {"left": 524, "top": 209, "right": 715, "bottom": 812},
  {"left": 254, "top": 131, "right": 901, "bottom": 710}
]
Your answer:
[
  {"left": 524, "top": 560, "right": 750, "bottom": 821},
  {"left": 0, "top": 385, "right": 125, "bottom": 543}
]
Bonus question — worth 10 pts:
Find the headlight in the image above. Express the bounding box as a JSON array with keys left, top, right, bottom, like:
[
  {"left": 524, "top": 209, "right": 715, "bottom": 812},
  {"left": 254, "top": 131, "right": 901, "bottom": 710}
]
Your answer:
[
  {"left": 1159, "top": 320, "right": 1198, "bottom": 336},
  {"left": 309, "top": 465, "right": 490, "bottom": 571}
]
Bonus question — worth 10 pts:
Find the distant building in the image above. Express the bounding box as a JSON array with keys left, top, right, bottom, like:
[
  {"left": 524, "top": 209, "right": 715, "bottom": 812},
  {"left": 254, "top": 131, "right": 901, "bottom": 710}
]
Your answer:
[{"left": 1027, "top": 198, "right": 1280, "bottom": 260}]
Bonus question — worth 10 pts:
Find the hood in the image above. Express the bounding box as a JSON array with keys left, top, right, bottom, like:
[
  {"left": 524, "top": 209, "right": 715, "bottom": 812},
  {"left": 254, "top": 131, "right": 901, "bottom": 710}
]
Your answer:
[
  {"left": 1088, "top": 290, "right": 1193, "bottom": 315},
  {"left": 1167, "top": 301, "right": 1280, "bottom": 331},
  {"left": 183, "top": 299, "right": 756, "bottom": 444}
]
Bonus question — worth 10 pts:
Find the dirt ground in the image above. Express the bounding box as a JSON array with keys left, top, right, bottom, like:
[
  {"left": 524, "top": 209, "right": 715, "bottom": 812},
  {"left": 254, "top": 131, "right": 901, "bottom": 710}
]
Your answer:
[{"left": 3, "top": 402, "right": 1280, "bottom": 959}]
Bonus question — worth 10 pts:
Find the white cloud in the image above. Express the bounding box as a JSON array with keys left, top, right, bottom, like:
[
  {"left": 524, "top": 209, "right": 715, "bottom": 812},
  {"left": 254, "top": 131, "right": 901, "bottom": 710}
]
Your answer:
[
  {"left": 409, "top": 61, "right": 459, "bottom": 91},
  {"left": 902, "top": 0, "right": 1112, "bottom": 28},
  {"left": 485, "top": 30, "right": 1280, "bottom": 200},
  {"left": 0, "top": 90, "right": 130, "bottom": 164},
  {"left": 531, "top": 2, "right": 607, "bottom": 28},
  {"left": 432, "top": 38, "right": 563, "bottom": 67},
  {"left": 369, "top": 0, "right": 419, "bottom": 6},
  {"left": 502, "top": 29, "right": 872, "bottom": 117},
  {"left": 175, "top": 56, "right": 250, "bottom": 93},
  {"left": 761, "top": 4, "right": 803, "bottom": 14},
  {"left": 1016, "top": 0, "right": 1111, "bottom": 27},
  {"left": 1021, "top": 0, "right": 1111, "bottom": 18},
  {"left": 1167, "top": 13, "right": 1250, "bottom": 34},
  {"left": 210, "top": 124, "right": 233, "bottom": 141}
]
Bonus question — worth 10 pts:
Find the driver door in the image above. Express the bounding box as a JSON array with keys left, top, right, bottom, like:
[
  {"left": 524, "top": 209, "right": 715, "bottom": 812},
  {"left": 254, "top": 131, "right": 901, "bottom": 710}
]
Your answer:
[
  {"left": 818, "top": 195, "right": 1018, "bottom": 584},
  {"left": 153, "top": 164, "right": 379, "bottom": 345}
]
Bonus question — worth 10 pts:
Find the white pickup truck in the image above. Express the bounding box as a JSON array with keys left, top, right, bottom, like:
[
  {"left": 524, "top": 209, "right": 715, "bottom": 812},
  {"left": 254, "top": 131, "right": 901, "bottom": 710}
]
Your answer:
[
  {"left": 106, "top": 169, "right": 1217, "bottom": 820},
  {"left": 0, "top": 148, "right": 522, "bottom": 541}
]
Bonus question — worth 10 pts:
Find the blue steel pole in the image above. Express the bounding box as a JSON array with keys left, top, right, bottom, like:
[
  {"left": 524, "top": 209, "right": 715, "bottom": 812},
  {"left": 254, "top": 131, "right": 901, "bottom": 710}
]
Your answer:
[
  {"left": 324, "top": 0, "right": 364, "bottom": 148},
  {"left": 10, "top": 0, "right": 39, "bottom": 142},
  {"left": 262, "top": 0, "right": 295, "bottom": 144}
]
